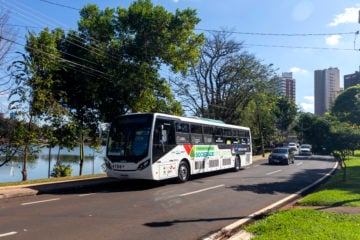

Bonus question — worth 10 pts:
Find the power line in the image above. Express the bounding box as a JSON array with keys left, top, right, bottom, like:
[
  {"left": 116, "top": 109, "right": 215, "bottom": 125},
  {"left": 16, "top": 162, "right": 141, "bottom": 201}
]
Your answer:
[
  {"left": 243, "top": 43, "right": 355, "bottom": 51},
  {"left": 5, "top": 22, "right": 358, "bottom": 54},
  {"left": 0, "top": 34, "right": 113, "bottom": 81},
  {"left": 39, "top": 0, "right": 80, "bottom": 11},
  {"left": 195, "top": 28, "right": 357, "bottom": 37},
  {"left": 4, "top": 0, "right": 358, "bottom": 66}
]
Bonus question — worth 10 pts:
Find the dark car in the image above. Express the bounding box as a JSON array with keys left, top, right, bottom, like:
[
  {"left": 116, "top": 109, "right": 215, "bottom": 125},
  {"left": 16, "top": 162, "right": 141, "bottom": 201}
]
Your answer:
[{"left": 268, "top": 147, "right": 295, "bottom": 165}]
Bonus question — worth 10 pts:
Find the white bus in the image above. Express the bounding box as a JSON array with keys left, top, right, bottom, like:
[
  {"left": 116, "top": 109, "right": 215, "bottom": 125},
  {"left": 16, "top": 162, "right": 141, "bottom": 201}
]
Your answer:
[{"left": 104, "top": 113, "right": 252, "bottom": 182}]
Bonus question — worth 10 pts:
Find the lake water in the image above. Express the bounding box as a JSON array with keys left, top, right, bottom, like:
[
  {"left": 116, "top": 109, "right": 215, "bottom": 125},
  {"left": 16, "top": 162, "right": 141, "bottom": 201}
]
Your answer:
[{"left": 0, "top": 145, "right": 106, "bottom": 183}]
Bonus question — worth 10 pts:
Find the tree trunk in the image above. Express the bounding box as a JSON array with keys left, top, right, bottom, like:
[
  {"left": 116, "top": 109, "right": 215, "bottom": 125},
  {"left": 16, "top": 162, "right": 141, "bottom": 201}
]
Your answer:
[
  {"left": 48, "top": 147, "right": 52, "bottom": 178},
  {"left": 57, "top": 147, "right": 61, "bottom": 164},
  {"left": 79, "top": 130, "right": 84, "bottom": 176},
  {"left": 22, "top": 145, "right": 28, "bottom": 181},
  {"left": 342, "top": 159, "right": 347, "bottom": 182}
]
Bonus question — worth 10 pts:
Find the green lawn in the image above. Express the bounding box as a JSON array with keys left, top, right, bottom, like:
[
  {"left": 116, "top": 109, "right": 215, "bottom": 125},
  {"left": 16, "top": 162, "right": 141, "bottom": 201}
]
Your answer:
[
  {"left": 244, "top": 153, "right": 360, "bottom": 239},
  {"left": 245, "top": 208, "right": 360, "bottom": 240},
  {"left": 299, "top": 153, "right": 360, "bottom": 207}
]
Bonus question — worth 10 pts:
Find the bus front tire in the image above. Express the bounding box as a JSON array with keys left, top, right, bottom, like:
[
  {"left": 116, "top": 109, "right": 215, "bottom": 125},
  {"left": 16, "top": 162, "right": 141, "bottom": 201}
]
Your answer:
[{"left": 177, "top": 161, "right": 190, "bottom": 183}]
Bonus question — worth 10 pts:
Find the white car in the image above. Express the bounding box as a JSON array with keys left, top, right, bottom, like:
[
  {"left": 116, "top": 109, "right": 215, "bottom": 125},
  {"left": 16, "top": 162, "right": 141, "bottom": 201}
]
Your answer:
[
  {"left": 299, "top": 144, "right": 312, "bottom": 155},
  {"left": 288, "top": 142, "right": 297, "bottom": 151}
]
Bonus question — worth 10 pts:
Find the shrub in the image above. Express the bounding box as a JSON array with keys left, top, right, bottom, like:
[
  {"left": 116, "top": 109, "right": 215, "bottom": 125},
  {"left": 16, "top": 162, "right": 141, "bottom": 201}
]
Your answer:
[{"left": 51, "top": 164, "right": 73, "bottom": 177}]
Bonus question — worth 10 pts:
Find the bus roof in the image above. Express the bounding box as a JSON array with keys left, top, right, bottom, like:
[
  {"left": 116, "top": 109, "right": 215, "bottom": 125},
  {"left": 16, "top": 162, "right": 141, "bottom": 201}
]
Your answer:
[{"left": 119, "top": 112, "right": 250, "bottom": 130}]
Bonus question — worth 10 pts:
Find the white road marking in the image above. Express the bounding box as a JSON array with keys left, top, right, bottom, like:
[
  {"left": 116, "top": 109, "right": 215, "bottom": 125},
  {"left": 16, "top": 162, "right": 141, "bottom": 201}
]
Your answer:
[
  {"left": 179, "top": 184, "right": 225, "bottom": 197},
  {"left": 296, "top": 162, "right": 303, "bottom": 166},
  {"left": 21, "top": 198, "right": 60, "bottom": 206},
  {"left": 78, "top": 193, "right": 96, "bottom": 197},
  {"left": 266, "top": 170, "right": 282, "bottom": 175},
  {"left": 0, "top": 232, "right": 17, "bottom": 238}
]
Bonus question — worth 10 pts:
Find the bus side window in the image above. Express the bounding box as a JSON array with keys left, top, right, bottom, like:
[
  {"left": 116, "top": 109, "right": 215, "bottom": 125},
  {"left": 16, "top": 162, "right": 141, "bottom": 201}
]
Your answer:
[
  {"left": 214, "top": 127, "right": 224, "bottom": 143},
  {"left": 175, "top": 122, "right": 190, "bottom": 143},
  {"left": 203, "top": 126, "right": 213, "bottom": 144},
  {"left": 224, "top": 128, "right": 232, "bottom": 144},
  {"left": 190, "top": 124, "right": 203, "bottom": 144}
]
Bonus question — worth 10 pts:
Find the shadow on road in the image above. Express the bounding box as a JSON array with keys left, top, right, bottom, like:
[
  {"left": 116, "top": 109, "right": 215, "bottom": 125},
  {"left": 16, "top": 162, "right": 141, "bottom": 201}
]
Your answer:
[{"left": 143, "top": 215, "right": 248, "bottom": 228}]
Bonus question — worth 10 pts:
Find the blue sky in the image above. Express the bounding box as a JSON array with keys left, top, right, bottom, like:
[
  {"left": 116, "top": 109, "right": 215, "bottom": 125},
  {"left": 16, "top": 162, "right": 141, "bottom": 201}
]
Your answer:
[{"left": 1, "top": 0, "right": 360, "bottom": 114}]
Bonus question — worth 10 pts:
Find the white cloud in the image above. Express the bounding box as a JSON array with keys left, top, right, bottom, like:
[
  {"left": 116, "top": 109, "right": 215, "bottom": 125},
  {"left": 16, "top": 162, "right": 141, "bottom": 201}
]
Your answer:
[
  {"left": 328, "top": 7, "right": 360, "bottom": 27},
  {"left": 299, "top": 96, "right": 314, "bottom": 113},
  {"left": 304, "top": 96, "right": 314, "bottom": 102},
  {"left": 325, "top": 35, "right": 342, "bottom": 46},
  {"left": 290, "top": 67, "right": 308, "bottom": 74}
]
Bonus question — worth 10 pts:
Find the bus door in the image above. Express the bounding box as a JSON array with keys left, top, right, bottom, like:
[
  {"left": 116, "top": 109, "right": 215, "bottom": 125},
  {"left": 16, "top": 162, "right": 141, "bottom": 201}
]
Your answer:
[{"left": 152, "top": 118, "right": 176, "bottom": 162}]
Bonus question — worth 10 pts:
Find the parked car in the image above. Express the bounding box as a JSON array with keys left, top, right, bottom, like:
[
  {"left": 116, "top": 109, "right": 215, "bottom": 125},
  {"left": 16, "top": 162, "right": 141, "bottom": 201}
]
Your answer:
[
  {"left": 268, "top": 147, "right": 295, "bottom": 165},
  {"left": 288, "top": 142, "right": 298, "bottom": 152},
  {"left": 299, "top": 144, "right": 312, "bottom": 155}
]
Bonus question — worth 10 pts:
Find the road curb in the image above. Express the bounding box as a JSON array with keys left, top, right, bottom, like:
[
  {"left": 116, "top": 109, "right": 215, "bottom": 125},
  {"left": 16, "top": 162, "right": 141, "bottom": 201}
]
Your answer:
[
  {"left": 0, "top": 177, "right": 116, "bottom": 199},
  {"left": 0, "top": 188, "right": 39, "bottom": 199}
]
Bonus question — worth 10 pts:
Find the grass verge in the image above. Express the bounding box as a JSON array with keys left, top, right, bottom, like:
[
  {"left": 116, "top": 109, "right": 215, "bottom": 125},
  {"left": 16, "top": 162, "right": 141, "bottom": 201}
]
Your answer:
[
  {"left": 298, "top": 154, "right": 360, "bottom": 207},
  {"left": 244, "top": 208, "right": 360, "bottom": 240},
  {"left": 244, "top": 154, "right": 360, "bottom": 239}
]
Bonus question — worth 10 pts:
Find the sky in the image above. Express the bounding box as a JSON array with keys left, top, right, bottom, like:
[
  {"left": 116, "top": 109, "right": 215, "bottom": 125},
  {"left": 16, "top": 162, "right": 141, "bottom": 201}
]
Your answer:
[{"left": 1, "top": 0, "right": 360, "bottom": 115}]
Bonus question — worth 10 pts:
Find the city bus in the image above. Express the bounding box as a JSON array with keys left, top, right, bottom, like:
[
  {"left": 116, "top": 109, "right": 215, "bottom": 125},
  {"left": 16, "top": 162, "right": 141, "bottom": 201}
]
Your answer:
[{"left": 104, "top": 113, "right": 252, "bottom": 182}]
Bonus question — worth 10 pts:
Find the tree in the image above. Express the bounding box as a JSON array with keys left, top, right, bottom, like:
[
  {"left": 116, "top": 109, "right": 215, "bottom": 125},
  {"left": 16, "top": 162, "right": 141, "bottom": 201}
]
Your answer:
[
  {"left": 331, "top": 85, "right": 360, "bottom": 125},
  {"left": 0, "top": 10, "right": 17, "bottom": 93},
  {"left": 173, "top": 30, "right": 275, "bottom": 124},
  {"left": 0, "top": 10, "right": 15, "bottom": 66},
  {"left": 72, "top": 1, "right": 203, "bottom": 120},
  {"left": 7, "top": 28, "right": 66, "bottom": 181},
  {"left": 272, "top": 96, "right": 298, "bottom": 134},
  {"left": 296, "top": 113, "right": 332, "bottom": 153},
  {"left": 20, "top": 0, "right": 203, "bottom": 175},
  {"left": 328, "top": 120, "right": 360, "bottom": 181},
  {"left": 0, "top": 118, "right": 22, "bottom": 168}
]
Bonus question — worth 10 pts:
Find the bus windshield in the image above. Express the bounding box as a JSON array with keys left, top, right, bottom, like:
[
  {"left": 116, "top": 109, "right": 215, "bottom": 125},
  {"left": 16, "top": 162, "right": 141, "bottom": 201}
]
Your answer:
[{"left": 107, "top": 114, "right": 152, "bottom": 162}]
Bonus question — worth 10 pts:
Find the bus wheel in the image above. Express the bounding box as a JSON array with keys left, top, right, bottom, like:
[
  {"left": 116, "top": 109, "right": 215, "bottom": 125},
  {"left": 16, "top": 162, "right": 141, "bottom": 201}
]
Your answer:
[
  {"left": 234, "top": 156, "right": 241, "bottom": 171},
  {"left": 178, "top": 161, "right": 190, "bottom": 183}
]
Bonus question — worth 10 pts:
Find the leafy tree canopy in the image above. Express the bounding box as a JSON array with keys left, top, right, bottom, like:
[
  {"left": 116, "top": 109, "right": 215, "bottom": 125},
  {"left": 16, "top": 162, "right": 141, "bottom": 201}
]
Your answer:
[
  {"left": 331, "top": 85, "right": 360, "bottom": 125},
  {"left": 73, "top": 0, "right": 204, "bottom": 120}
]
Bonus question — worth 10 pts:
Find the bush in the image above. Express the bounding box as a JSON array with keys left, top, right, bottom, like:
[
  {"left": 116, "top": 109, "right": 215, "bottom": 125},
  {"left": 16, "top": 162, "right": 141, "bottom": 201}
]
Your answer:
[{"left": 51, "top": 164, "right": 73, "bottom": 177}]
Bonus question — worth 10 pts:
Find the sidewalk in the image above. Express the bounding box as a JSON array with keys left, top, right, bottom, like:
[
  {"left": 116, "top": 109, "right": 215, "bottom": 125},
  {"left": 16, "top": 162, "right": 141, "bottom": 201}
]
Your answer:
[
  {"left": 291, "top": 205, "right": 360, "bottom": 214},
  {"left": 0, "top": 176, "right": 115, "bottom": 199}
]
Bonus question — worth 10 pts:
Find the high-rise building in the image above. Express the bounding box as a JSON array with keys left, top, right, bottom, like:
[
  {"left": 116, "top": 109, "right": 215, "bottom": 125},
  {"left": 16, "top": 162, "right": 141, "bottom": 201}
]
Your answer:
[
  {"left": 344, "top": 70, "right": 360, "bottom": 89},
  {"left": 314, "top": 67, "right": 341, "bottom": 116},
  {"left": 271, "top": 72, "right": 296, "bottom": 101}
]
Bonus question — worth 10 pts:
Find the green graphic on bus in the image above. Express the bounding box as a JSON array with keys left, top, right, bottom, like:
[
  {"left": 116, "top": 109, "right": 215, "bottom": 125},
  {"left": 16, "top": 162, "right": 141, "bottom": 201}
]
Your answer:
[{"left": 189, "top": 146, "right": 215, "bottom": 158}]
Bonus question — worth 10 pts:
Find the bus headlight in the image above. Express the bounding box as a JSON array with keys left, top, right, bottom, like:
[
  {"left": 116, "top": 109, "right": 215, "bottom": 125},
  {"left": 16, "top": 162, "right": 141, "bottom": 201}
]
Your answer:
[{"left": 138, "top": 159, "right": 150, "bottom": 170}]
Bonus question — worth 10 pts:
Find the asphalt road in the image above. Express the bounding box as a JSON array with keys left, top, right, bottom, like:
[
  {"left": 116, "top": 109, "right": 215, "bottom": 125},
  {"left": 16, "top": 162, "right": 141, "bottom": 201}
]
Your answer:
[{"left": 0, "top": 155, "right": 336, "bottom": 240}]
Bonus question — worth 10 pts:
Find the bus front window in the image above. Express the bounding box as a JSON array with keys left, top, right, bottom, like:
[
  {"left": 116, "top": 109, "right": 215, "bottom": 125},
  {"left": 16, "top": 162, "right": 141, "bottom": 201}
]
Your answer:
[{"left": 107, "top": 115, "right": 152, "bottom": 162}]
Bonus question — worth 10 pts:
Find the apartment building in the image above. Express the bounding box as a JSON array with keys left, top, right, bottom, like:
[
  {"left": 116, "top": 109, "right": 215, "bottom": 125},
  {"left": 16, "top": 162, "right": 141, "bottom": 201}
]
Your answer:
[
  {"left": 271, "top": 72, "right": 296, "bottom": 102},
  {"left": 314, "top": 67, "right": 341, "bottom": 116},
  {"left": 344, "top": 70, "right": 360, "bottom": 89}
]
